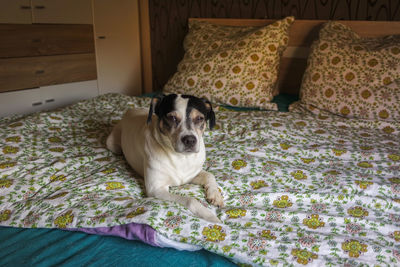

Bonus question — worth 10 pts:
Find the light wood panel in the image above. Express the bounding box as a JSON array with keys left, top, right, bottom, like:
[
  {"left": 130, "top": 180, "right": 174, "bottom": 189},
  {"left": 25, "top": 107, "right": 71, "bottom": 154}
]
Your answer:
[
  {"left": 30, "top": 0, "right": 93, "bottom": 24},
  {"left": 92, "top": 0, "right": 142, "bottom": 96},
  {"left": 0, "top": 23, "right": 97, "bottom": 93},
  {"left": 0, "top": 53, "right": 96, "bottom": 93},
  {"left": 0, "top": 57, "right": 40, "bottom": 92},
  {"left": 139, "top": 0, "right": 152, "bottom": 94},
  {"left": 0, "top": 0, "right": 32, "bottom": 24},
  {"left": 38, "top": 53, "right": 97, "bottom": 87},
  {"left": 188, "top": 18, "right": 400, "bottom": 95},
  {"left": 0, "top": 24, "right": 95, "bottom": 58}
]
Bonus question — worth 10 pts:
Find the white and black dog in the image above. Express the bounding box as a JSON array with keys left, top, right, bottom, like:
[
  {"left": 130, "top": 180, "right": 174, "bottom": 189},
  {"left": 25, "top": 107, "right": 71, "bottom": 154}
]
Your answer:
[{"left": 106, "top": 94, "right": 224, "bottom": 223}]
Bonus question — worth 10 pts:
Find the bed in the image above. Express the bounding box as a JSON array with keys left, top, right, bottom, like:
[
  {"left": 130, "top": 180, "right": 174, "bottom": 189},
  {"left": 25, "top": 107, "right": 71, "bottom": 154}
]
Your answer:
[{"left": 1, "top": 18, "right": 400, "bottom": 266}]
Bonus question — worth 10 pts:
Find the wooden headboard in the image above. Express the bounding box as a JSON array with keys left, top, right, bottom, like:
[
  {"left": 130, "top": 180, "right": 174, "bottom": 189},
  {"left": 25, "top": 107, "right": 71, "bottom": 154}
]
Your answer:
[{"left": 142, "top": 19, "right": 400, "bottom": 95}]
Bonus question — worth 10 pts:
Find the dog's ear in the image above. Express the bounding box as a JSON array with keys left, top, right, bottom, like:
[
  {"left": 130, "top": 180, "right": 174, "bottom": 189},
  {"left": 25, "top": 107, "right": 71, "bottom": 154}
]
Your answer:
[
  {"left": 147, "top": 94, "right": 164, "bottom": 124},
  {"left": 203, "top": 99, "right": 215, "bottom": 130}
]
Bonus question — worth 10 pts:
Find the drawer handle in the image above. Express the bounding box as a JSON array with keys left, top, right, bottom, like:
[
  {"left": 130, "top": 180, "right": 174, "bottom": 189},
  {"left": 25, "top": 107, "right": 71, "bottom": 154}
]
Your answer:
[
  {"left": 32, "top": 102, "right": 43, "bottom": 106},
  {"left": 45, "top": 99, "right": 55, "bottom": 103},
  {"left": 20, "top": 5, "right": 31, "bottom": 9},
  {"left": 35, "top": 5, "right": 46, "bottom": 9},
  {"left": 35, "top": 70, "right": 45, "bottom": 75},
  {"left": 32, "top": 39, "right": 41, "bottom": 43},
  {"left": 98, "top": 36, "right": 106, "bottom": 39}
]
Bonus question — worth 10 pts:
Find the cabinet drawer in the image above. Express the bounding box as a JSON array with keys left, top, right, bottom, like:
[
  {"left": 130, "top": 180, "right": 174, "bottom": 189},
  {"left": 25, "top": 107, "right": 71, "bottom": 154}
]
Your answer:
[
  {"left": 0, "top": 53, "right": 97, "bottom": 93},
  {"left": 31, "top": 0, "right": 93, "bottom": 24},
  {"left": 38, "top": 53, "right": 97, "bottom": 87},
  {"left": 40, "top": 80, "right": 98, "bottom": 110},
  {"left": 0, "top": 57, "right": 41, "bottom": 92},
  {"left": 0, "top": 0, "right": 32, "bottom": 24},
  {"left": 0, "top": 24, "right": 95, "bottom": 58},
  {"left": 0, "top": 80, "right": 98, "bottom": 118},
  {"left": 0, "top": 88, "right": 42, "bottom": 117}
]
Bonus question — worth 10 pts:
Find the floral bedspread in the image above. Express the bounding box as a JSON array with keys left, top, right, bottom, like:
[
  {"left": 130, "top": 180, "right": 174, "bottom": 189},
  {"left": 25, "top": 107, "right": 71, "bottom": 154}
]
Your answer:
[{"left": 1, "top": 94, "right": 400, "bottom": 266}]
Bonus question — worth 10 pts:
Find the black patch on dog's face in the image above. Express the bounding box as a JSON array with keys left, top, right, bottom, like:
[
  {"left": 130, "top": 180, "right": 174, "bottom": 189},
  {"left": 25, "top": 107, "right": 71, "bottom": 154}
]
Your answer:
[
  {"left": 147, "top": 94, "right": 216, "bottom": 153},
  {"left": 148, "top": 94, "right": 215, "bottom": 130},
  {"left": 154, "top": 94, "right": 177, "bottom": 118},
  {"left": 182, "top": 95, "right": 215, "bottom": 130}
]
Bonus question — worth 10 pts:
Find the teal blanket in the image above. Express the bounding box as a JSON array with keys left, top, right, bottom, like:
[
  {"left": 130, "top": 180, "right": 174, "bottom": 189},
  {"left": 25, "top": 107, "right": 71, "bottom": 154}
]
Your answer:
[{"left": 0, "top": 227, "right": 236, "bottom": 266}]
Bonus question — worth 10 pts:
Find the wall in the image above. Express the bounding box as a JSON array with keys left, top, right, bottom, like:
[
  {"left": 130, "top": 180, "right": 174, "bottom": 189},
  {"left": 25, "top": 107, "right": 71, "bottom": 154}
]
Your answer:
[{"left": 148, "top": 0, "right": 400, "bottom": 92}]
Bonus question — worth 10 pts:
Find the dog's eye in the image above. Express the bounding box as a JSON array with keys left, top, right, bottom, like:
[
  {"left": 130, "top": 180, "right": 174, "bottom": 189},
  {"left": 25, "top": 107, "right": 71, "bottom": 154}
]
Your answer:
[
  {"left": 167, "top": 115, "right": 179, "bottom": 124},
  {"left": 194, "top": 116, "right": 204, "bottom": 123}
]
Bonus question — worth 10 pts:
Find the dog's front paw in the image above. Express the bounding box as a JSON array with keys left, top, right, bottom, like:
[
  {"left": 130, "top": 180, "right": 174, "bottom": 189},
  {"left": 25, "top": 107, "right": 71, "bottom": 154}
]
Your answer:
[
  {"left": 206, "top": 188, "right": 224, "bottom": 208},
  {"left": 188, "top": 199, "right": 221, "bottom": 223}
]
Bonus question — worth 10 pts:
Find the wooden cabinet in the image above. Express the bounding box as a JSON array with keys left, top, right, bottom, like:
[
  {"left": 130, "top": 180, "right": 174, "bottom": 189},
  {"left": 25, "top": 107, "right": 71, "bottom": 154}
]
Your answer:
[
  {"left": 0, "top": 0, "right": 32, "bottom": 24},
  {"left": 0, "top": 57, "right": 40, "bottom": 91},
  {"left": 0, "top": 23, "right": 98, "bottom": 117},
  {"left": 0, "top": 0, "right": 92, "bottom": 24},
  {"left": 31, "top": 0, "right": 92, "bottom": 24},
  {"left": 0, "top": 24, "right": 95, "bottom": 58},
  {"left": 0, "top": 24, "right": 97, "bottom": 93},
  {"left": 93, "top": 0, "right": 142, "bottom": 95},
  {"left": 0, "top": 0, "right": 146, "bottom": 117}
]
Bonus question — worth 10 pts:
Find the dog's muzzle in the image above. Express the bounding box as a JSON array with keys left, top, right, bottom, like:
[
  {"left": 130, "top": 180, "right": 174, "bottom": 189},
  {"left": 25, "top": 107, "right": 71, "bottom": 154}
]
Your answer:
[{"left": 181, "top": 135, "right": 197, "bottom": 151}]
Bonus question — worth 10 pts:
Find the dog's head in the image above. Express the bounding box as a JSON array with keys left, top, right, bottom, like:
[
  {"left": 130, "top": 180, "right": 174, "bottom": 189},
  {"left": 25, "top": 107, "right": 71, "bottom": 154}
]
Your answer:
[{"left": 147, "top": 94, "right": 215, "bottom": 153}]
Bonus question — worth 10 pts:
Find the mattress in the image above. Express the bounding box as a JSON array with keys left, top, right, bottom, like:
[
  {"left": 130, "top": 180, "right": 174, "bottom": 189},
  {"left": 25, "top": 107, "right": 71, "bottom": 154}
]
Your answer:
[{"left": 1, "top": 93, "right": 399, "bottom": 266}]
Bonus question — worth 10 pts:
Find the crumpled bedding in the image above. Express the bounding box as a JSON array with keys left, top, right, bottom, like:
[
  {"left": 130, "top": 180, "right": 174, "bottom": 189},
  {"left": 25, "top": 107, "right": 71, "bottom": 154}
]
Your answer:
[{"left": 1, "top": 94, "right": 400, "bottom": 266}]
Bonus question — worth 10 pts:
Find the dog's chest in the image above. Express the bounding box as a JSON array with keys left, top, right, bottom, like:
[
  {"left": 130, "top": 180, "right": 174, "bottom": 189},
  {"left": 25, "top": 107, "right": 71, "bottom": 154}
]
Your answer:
[
  {"left": 174, "top": 156, "right": 203, "bottom": 184},
  {"left": 156, "top": 151, "right": 204, "bottom": 185}
]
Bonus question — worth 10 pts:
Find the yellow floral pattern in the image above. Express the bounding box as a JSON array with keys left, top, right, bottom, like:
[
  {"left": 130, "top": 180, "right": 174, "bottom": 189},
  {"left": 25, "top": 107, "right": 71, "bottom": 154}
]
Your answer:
[
  {"left": 0, "top": 162, "right": 16, "bottom": 169},
  {"left": 391, "top": 231, "right": 400, "bottom": 242},
  {"left": 2, "top": 146, "right": 19, "bottom": 154},
  {"left": 54, "top": 210, "right": 74, "bottom": 228},
  {"left": 50, "top": 174, "right": 67, "bottom": 182},
  {"left": 342, "top": 239, "right": 368, "bottom": 258},
  {"left": 0, "top": 210, "right": 11, "bottom": 222},
  {"left": 291, "top": 170, "right": 307, "bottom": 180},
  {"left": 291, "top": 249, "right": 318, "bottom": 265},
  {"left": 347, "top": 206, "right": 369, "bottom": 218},
  {"left": 0, "top": 179, "right": 13, "bottom": 188},
  {"left": 250, "top": 180, "right": 268, "bottom": 189},
  {"left": 164, "top": 17, "right": 294, "bottom": 109},
  {"left": 106, "top": 182, "right": 125, "bottom": 190},
  {"left": 232, "top": 159, "right": 247, "bottom": 170},
  {"left": 355, "top": 180, "right": 373, "bottom": 189},
  {"left": 225, "top": 208, "right": 246, "bottom": 219},
  {"left": 273, "top": 195, "right": 293, "bottom": 209},
  {"left": 126, "top": 207, "right": 145, "bottom": 218},
  {"left": 303, "top": 214, "right": 325, "bottom": 229},
  {"left": 291, "top": 21, "right": 400, "bottom": 121},
  {"left": 202, "top": 225, "right": 226, "bottom": 242}
]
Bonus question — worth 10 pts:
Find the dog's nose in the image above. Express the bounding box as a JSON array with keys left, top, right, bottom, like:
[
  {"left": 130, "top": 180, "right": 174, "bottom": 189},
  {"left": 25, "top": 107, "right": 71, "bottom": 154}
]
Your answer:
[{"left": 181, "top": 135, "right": 197, "bottom": 148}]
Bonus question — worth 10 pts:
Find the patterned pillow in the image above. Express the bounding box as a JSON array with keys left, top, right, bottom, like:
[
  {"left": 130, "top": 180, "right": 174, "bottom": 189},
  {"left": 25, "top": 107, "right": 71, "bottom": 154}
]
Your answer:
[
  {"left": 291, "top": 21, "right": 400, "bottom": 121},
  {"left": 163, "top": 17, "right": 294, "bottom": 110}
]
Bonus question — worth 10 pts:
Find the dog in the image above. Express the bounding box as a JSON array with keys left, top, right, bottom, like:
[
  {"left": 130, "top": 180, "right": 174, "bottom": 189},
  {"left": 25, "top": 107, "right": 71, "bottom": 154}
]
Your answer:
[{"left": 106, "top": 94, "right": 224, "bottom": 223}]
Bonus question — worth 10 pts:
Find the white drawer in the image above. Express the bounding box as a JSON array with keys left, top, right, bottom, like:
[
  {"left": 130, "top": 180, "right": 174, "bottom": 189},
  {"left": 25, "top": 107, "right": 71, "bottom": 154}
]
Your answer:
[
  {"left": 0, "top": 87, "right": 42, "bottom": 117},
  {"left": 0, "top": 80, "right": 98, "bottom": 118},
  {"left": 40, "top": 80, "right": 98, "bottom": 110}
]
